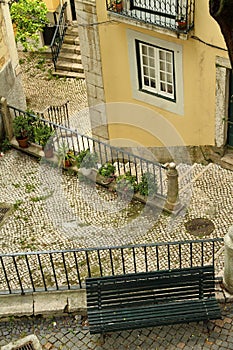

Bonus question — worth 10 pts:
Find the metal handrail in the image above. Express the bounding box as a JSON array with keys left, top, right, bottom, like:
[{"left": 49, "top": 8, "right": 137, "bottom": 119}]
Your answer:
[
  {"left": 9, "top": 105, "right": 167, "bottom": 196},
  {"left": 0, "top": 238, "right": 224, "bottom": 295},
  {"left": 50, "top": 2, "right": 68, "bottom": 71}
]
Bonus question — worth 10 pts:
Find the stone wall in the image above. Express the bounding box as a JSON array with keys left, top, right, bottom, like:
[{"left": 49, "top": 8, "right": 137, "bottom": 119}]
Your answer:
[
  {"left": 75, "top": 0, "right": 109, "bottom": 141},
  {"left": 0, "top": 4, "right": 26, "bottom": 142}
]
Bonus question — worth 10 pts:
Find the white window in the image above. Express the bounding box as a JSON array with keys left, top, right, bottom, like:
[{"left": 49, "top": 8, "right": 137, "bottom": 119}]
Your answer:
[
  {"left": 127, "top": 29, "right": 184, "bottom": 115},
  {"left": 138, "top": 41, "right": 175, "bottom": 100}
]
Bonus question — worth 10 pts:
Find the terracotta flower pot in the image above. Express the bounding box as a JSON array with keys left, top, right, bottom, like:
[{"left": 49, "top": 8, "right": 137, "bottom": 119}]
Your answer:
[
  {"left": 17, "top": 137, "right": 29, "bottom": 148},
  {"left": 43, "top": 146, "right": 54, "bottom": 158},
  {"left": 116, "top": 2, "right": 123, "bottom": 12}
]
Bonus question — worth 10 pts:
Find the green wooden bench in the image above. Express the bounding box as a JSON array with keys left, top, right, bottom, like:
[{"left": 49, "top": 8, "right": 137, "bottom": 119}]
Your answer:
[{"left": 86, "top": 265, "right": 221, "bottom": 335}]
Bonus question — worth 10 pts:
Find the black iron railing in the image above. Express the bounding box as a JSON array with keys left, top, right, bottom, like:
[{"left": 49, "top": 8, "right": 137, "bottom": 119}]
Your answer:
[
  {"left": 40, "top": 101, "right": 70, "bottom": 128},
  {"left": 106, "top": 0, "right": 195, "bottom": 33},
  {"left": 9, "top": 105, "right": 167, "bottom": 197},
  {"left": 0, "top": 238, "right": 223, "bottom": 295},
  {"left": 50, "top": 2, "right": 68, "bottom": 71}
]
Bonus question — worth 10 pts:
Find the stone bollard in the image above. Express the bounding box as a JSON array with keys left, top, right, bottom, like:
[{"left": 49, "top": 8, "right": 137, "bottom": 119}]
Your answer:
[
  {"left": 223, "top": 226, "right": 233, "bottom": 294},
  {"left": 0, "top": 97, "right": 13, "bottom": 140},
  {"left": 164, "top": 162, "right": 181, "bottom": 213}
]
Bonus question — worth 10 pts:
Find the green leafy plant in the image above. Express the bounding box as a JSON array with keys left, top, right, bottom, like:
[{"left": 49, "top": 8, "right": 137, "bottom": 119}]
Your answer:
[
  {"left": 0, "top": 138, "right": 11, "bottom": 152},
  {"left": 98, "top": 162, "right": 116, "bottom": 178},
  {"left": 10, "top": 0, "right": 49, "bottom": 51},
  {"left": 76, "top": 149, "right": 98, "bottom": 169},
  {"left": 13, "top": 114, "right": 33, "bottom": 139},
  {"left": 137, "top": 172, "right": 157, "bottom": 197},
  {"left": 116, "top": 171, "right": 137, "bottom": 193},
  {"left": 34, "top": 124, "right": 54, "bottom": 148},
  {"left": 57, "top": 143, "right": 75, "bottom": 167}
]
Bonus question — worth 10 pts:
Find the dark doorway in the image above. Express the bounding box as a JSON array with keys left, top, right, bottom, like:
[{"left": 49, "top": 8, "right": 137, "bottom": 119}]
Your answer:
[
  {"left": 70, "top": 0, "right": 77, "bottom": 20},
  {"left": 227, "top": 71, "right": 233, "bottom": 147}
]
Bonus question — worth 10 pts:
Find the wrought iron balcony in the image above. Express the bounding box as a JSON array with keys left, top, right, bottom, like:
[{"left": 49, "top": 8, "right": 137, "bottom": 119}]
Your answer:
[{"left": 106, "top": 0, "right": 195, "bottom": 33}]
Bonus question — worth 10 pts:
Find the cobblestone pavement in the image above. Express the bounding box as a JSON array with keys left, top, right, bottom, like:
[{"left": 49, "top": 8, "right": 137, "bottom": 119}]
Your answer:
[
  {"left": 0, "top": 150, "right": 232, "bottom": 260},
  {"left": 19, "top": 52, "right": 91, "bottom": 135},
  {"left": 0, "top": 303, "right": 233, "bottom": 349}
]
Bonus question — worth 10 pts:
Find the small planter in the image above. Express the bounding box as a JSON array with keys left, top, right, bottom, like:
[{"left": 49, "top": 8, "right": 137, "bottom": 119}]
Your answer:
[
  {"left": 176, "top": 20, "right": 187, "bottom": 30},
  {"left": 116, "top": 2, "right": 123, "bottom": 12},
  {"left": 16, "top": 137, "right": 29, "bottom": 148},
  {"left": 43, "top": 146, "right": 54, "bottom": 158},
  {"left": 79, "top": 167, "right": 92, "bottom": 176}
]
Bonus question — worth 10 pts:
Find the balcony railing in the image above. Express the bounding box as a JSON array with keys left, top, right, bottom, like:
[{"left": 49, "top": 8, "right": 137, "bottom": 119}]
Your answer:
[{"left": 106, "top": 0, "right": 195, "bottom": 33}]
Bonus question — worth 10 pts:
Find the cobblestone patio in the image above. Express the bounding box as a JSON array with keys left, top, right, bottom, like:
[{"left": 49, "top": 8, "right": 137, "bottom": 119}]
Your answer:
[
  {"left": 0, "top": 53, "right": 233, "bottom": 349},
  {"left": 1, "top": 304, "right": 233, "bottom": 349}
]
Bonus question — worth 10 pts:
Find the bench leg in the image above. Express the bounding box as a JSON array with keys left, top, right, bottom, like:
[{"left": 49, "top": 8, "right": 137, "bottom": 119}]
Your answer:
[{"left": 99, "top": 333, "right": 105, "bottom": 345}]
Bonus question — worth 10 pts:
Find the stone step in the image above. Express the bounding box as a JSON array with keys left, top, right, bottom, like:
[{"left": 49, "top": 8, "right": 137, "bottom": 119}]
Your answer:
[
  {"left": 56, "top": 61, "right": 84, "bottom": 73},
  {"left": 52, "top": 70, "right": 85, "bottom": 79},
  {"left": 61, "top": 43, "right": 81, "bottom": 55},
  {"left": 64, "top": 35, "right": 80, "bottom": 45},
  {"left": 58, "top": 51, "right": 82, "bottom": 63},
  {"left": 66, "top": 26, "right": 79, "bottom": 37}
]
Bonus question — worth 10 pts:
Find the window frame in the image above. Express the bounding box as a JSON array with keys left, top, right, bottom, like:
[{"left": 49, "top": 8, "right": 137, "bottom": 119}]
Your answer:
[
  {"left": 136, "top": 40, "right": 176, "bottom": 101},
  {"left": 127, "top": 29, "right": 184, "bottom": 115}
]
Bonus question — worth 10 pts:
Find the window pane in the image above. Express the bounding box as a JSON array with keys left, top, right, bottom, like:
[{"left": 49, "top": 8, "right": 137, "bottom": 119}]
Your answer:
[
  {"left": 160, "top": 82, "right": 166, "bottom": 91},
  {"left": 159, "top": 50, "right": 165, "bottom": 60},
  {"left": 144, "top": 77, "right": 149, "bottom": 86},
  {"left": 142, "top": 45, "right": 147, "bottom": 55},
  {"left": 167, "top": 84, "right": 173, "bottom": 94},
  {"left": 150, "top": 68, "right": 155, "bottom": 78},
  {"left": 166, "top": 62, "right": 172, "bottom": 73},
  {"left": 143, "top": 56, "right": 148, "bottom": 65},
  {"left": 143, "top": 67, "right": 149, "bottom": 76},
  {"left": 148, "top": 47, "right": 154, "bottom": 57},
  {"left": 149, "top": 57, "right": 155, "bottom": 66},
  {"left": 166, "top": 52, "right": 172, "bottom": 62}
]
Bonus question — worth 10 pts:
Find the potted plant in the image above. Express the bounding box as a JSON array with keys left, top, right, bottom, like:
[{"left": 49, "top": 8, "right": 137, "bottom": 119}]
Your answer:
[
  {"left": 34, "top": 124, "right": 55, "bottom": 158},
  {"left": 76, "top": 149, "right": 98, "bottom": 176},
  {"left": 176, "top": 16, "right": 187, "bottom": 30},
  {"left": 115, "top": 0, "right": 123, "bottom": 12},
  {"left": 13, "top": 114, "right": 33, "bottom": 148},
  {"left": 98, "top": 162, "right": 116, "bottom": 184},
  {"left": 116, "top": 171, "right": 137, "bottom": 196},
  {"left": 57, "top": 143, "right": 75, "bottom": 168},
  {"left": 137, "top": 172, "right": 157, "bottom": 197}
]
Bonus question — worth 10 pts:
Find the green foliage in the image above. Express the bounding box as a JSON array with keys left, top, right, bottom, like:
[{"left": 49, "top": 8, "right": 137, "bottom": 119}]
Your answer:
[
  {"left": 116, "top": 171, "right": 137, "bottom": 193},
  {"left": 34, "top": 124, "right": 54, "bottom": 148},
  {"left": 10, "top": 0, "right": 49, "bottom": 51},
  {"left": 137, "top": 172, "right": 157, "bottom": 197},
  {"left": 57, "top": 143, "right": 75, "bottom": 167},
  {"left": 12, "top": 114, "right": 33, "bottom": 139},
  {"left": 98, "top": 162, "right": 116, "bottom": 177},
  {"left": 76, "top": 149, "right": 98, "bottom": 169},
  {"left": 0, "top": 138, "right": 12, "bottom": 152}
]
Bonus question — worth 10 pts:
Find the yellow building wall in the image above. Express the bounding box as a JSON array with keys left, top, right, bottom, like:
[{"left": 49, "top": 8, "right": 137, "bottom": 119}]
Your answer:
[
  {"left": 43, "top": 0, "right": 60, "bottom": 12},
  {"left": 96, "top": 0, "right": 229, "bottom": 147}
]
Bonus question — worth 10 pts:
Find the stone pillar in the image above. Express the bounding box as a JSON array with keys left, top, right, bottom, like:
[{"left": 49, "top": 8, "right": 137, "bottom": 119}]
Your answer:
[
  {"left": 75, "top": 0, "right": 109, "bottom": 142},
  {"left": 0, "top": 97, "right": 13, "bottom": 140},
  {"left": 223, "top": 226, "right": 233, "bottom": 294},
  {"left": 164, "top": 162, "right": 181, "bottom": 212}
]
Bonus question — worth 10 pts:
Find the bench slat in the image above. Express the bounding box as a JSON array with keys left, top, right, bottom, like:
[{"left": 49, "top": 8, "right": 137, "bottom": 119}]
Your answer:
[
  {"left": 86, "top": 266, "right": 221, "bottom": 334},
  {"left": 88, "top": 299, "right": 220, "bottom": 333}
]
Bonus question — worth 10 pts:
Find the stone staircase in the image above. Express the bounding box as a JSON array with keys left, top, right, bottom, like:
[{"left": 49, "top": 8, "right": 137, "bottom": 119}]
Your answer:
[{"left": 53, "top": 25, "right": 85, "bottom": 79}]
